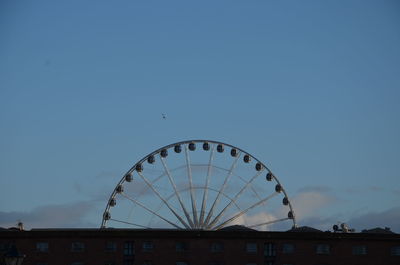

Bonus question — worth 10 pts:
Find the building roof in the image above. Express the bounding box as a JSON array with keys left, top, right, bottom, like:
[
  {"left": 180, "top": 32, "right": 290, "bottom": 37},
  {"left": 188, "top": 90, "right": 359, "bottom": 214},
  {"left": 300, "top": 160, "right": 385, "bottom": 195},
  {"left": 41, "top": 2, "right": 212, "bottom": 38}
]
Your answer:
[
  {"left": 0, "top": 227, "right": 398, "bottom": 242},
  {"left": 288, "top": 226, "right": 324, "bottom": 233},
  {"left": 362, "top": 227, "right": 395, "bottom": 234},
  {"left": 219, "top": 225, "right": 256, "bottom": 231}
]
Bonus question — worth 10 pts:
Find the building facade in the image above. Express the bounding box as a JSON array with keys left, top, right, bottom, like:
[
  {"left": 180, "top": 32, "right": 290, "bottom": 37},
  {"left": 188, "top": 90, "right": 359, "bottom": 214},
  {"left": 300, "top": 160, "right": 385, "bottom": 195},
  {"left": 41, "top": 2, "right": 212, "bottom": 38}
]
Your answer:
[{"left": 1, "top": 227, "right": 400, "bottom": 265}]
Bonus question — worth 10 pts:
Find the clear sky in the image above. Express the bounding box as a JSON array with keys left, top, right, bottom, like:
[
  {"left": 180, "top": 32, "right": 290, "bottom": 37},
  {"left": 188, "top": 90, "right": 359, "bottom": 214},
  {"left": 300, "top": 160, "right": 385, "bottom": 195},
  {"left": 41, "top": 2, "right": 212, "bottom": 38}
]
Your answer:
[{"left": 1, "top": 0, "right": 399, "bottom": 232}]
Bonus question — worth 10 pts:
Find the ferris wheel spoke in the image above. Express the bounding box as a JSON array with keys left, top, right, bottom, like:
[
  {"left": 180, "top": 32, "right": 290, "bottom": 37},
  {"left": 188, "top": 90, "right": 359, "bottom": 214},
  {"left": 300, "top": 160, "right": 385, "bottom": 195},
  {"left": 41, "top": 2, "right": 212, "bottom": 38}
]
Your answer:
[
  {"left": 248, "top": 217, "right": 290, "bottom": 228},
  {"left": 250, "top": 186, "right": 264, "bottom": 205},
  {"left": 207, "top": 170, "right": 263, "bottom": 229},
  {"left": 109, "top": 218, "right": 151, "bottom": 229},
  {"left": 199, "top": 144, "right": 216, "bottom": 228},
  {"left": 237, "top": 175, "right": 265, "bottom": 207},
  {"left": 151, "top": 185, "right": 243, "bottom": 214},
  {"left": 120, "top": 192, "right": 183, "bottom": 229},
  {"left": 185, "top": 145, "right": 199, "bottom": 228},
  {"left": 204, "top": 152, "right": 241, "bottom": 227},
  {"left": 137, "top": 171, "right": 191, "bottom": 229},
  {"left": 165, "top": 186, "right": 242, "bottom": 212},
  {"left": 160, "top": 156, "right": 195, "bottom": 228},
  {"left": 212, "top": 192, "right": 278, "bottom": 230},
  {"left": 149, "top": 184, "right": 243, "bottom": 229}
]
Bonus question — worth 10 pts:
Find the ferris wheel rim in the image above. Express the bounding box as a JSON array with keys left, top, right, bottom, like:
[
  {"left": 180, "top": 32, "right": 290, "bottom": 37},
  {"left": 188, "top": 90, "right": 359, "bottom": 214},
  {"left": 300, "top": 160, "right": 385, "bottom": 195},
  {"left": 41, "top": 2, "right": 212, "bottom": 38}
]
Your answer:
[{"left": 101, "top": 139, "right": 297, "bottom": 229}]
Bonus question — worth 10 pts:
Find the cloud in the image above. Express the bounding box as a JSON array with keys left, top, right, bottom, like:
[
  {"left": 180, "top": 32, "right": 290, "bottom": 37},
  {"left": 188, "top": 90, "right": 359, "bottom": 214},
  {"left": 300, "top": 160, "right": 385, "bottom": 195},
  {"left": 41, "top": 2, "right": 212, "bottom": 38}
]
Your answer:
[
  {"left": 0, "top": 201, "right": 97, "bottom": 229},
  {"left": 347, "top": 206, "right": 400, "bottom": 233},
  {"left": 290, "top": 188, "right": 337, "bottom": 221},
  {"left": 210, "top": 186, "right": 340, "bottom": 231},
  {"left": 229, "top": 211, "right": 278, "bottom": 230},
  {"left": 284, "top": 186, "right": 400, "bottom": 233},
  {"left": 271, "top": 186, "right": 341, "bottom": 231}
]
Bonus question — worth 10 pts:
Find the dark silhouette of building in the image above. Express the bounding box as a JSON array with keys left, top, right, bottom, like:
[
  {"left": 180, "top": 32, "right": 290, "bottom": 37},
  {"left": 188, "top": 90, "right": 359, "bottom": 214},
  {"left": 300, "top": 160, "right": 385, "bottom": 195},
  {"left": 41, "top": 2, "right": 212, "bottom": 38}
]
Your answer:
[{"left": 1, "top": 226, "right": 400, "bottom": 265}]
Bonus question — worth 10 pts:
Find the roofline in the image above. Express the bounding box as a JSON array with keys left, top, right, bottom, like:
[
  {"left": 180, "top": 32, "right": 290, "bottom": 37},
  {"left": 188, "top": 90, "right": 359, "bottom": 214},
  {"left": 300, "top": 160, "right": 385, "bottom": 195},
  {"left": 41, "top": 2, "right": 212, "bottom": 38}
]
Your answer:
[{"left": 1, "top": 228, "right": 399, "bottom": 241}]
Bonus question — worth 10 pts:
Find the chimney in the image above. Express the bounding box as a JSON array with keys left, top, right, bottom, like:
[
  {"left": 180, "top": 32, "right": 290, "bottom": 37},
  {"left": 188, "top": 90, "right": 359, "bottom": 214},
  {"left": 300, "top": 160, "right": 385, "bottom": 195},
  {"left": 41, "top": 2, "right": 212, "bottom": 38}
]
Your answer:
[{"left": 17, "top": 221, "right": 24, "bottom": 231}]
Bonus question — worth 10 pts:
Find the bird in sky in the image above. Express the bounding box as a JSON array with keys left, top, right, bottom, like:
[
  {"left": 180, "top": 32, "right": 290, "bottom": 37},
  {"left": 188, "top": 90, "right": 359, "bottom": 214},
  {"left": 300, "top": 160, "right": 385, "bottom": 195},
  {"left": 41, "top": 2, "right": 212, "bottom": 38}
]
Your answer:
[{"left": 162, "top": 113, "right": 166, "bottom": 119}]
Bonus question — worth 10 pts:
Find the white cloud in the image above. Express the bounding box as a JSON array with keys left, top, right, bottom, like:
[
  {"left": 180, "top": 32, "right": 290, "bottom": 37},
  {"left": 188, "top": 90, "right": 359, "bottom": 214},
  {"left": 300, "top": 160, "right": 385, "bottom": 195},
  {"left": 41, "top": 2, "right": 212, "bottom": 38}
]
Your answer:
[
  {"left": 291, "top": 189, "right": 337, "bottom": 221},
  {"left": 274, "top": 186, "right": 340, "bottom": 231},
  {"left": 222, "top": 211, "right": 282, "bottom": 231}
]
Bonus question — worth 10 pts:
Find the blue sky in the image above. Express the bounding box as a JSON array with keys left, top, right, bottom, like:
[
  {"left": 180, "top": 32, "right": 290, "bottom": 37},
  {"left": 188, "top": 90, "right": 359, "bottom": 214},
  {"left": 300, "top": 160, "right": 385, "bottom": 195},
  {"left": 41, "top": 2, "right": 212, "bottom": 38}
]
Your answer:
[{"left": 1, "top": 0, "right": 400, "bottom": 232}]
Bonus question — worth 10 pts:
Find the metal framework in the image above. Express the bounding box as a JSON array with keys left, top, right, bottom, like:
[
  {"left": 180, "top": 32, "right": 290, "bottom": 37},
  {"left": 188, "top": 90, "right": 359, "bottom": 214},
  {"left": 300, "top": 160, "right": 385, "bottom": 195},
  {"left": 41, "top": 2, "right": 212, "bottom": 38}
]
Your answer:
[{"left": 101, "top": 140, "right": 297, "bottom": 230}]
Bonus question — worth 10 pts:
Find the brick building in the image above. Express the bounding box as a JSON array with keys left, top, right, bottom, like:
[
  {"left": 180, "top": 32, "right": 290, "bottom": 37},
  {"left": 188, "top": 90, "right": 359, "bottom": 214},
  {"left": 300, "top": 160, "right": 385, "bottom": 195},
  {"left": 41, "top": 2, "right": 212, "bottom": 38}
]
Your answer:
[{"left": 1, "top": 226, "right": 400, "bottom": 265}]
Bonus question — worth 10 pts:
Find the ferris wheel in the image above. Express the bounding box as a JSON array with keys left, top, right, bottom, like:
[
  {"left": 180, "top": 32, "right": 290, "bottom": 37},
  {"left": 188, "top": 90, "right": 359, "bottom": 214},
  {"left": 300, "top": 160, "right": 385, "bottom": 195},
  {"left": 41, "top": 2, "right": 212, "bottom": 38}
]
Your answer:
[{"left": 101, "top": 140, "right": 296, "bottom": 230}]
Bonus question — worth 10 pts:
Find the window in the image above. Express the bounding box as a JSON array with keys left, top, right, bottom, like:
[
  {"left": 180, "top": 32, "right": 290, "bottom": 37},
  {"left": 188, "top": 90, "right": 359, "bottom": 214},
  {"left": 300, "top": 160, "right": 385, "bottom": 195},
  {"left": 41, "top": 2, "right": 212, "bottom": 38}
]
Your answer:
[
  {"left": 124, "top": 241, "right": 135, "bottom": 256},
  {"left": 105, "top": 241, "right": 117, "bottom": 252},
  {"left": 282, "top": 243, "right": 294, "bottom": 254},
  {"left": 246, "top": 243, "right": 258, "bottom": 253},
  {"left": 36, "top": 242, "right": 49, "bottom": 252},
  {"left": 264, "top": 243, "right": 276, "bottom": 257},
  {"left": 210, "top": 242, "right": 224, "bottom": 253},
  {"left": 0, "top": 243, "right": 9, "bottom": 251},
  {"left": 142, "top": 241, "right": 154, "bottom": 252},
  {"left": 316, "top": 244, "right": 330, "bottom": 254},
  {"left": 352, "top": 245, "right": 367, "bottom": 255},
  {"left": 176, "top": 242, "right": 188, "bottom": 252},
  {"left": 391, "top": 246, "right": 400, "bottom": 256},
  {"left": 71, "top": 242, "right": 85, "bottom": 252}
]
